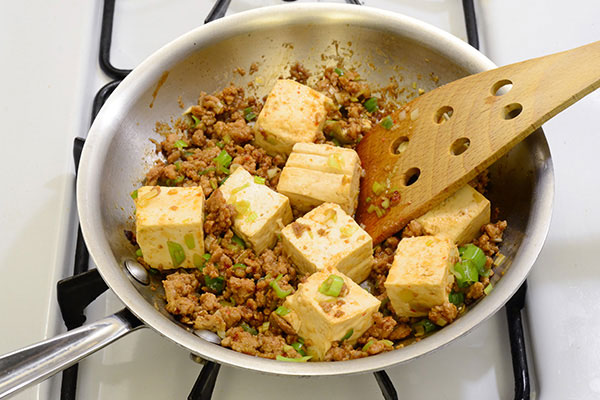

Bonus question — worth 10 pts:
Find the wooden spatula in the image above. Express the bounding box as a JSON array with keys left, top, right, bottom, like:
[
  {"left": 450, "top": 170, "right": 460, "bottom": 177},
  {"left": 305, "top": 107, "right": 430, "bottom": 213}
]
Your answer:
[{"left": 356, "top": 40, "right": 600, "bottom": 244}]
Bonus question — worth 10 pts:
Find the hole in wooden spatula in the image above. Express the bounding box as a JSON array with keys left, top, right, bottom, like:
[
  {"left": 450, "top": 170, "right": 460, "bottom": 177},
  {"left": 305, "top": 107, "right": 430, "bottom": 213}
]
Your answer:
[
  {"left": 391, "top": 136, "right": 409, "bottom": 154},
  {"left": 492, "top": 79, "right": 513, "bottom": 96},
  {"left": 403, "top": 168, "right": 420, "bottom": 186},
  {"left": 503, "top": 103, "right": 523, "bottom": 119},
  {"left": 434, "top": 106, "right": 454, "bottom": 124},
  {"left": 450, "top": 137, "right": 470, "bottom": 155}
]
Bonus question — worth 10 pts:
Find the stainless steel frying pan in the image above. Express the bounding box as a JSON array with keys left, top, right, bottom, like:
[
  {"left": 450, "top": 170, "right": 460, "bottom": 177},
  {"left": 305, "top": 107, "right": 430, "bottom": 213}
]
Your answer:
[{"left": 0, "top": 4, "right": 554, "bottom": 398}]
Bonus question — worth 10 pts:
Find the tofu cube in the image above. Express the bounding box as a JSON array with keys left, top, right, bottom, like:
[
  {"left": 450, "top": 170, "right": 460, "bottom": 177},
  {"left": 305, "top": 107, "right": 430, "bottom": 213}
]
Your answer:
[
  {"left": 281, "top": 203, "right": 374, "bottom": 283},
  {"left": 282, "top": 268, "right": 381, "bottom": 360},
  {"left": 384, "top": 236, "right": 459, "bottom": 317},
  {"left": 416, "top": 185, "right": 491, "bottom": 245},
  {"left": 135, "top": 186, "right": 205, "bottom": 270},
  {"left": 277, "top": 143, "right": 362, "bottom": 215},
  {"left": 254, "top": 79, "right": 334, "bottom": 155},
  {"left": 219, "top": 167, "right": 293, "bottom": 254}
]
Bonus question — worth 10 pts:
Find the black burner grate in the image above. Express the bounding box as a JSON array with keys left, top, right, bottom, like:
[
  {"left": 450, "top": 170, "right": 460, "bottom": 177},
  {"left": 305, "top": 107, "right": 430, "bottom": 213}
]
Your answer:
[{"left": 58, "top": 1, "right": 530, "bottom": 399}]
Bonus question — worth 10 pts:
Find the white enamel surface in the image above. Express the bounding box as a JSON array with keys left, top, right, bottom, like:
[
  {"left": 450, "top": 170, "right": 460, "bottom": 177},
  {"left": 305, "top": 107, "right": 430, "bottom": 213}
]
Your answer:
[{"left": 1, "top": 0, "right": 599, "bottom": 399}]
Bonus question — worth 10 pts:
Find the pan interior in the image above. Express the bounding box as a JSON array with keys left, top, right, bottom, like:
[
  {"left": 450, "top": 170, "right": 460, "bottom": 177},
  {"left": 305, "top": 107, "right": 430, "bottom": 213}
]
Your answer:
[{"left": 79, "top": 4, "right": 553, "bottom": 376}]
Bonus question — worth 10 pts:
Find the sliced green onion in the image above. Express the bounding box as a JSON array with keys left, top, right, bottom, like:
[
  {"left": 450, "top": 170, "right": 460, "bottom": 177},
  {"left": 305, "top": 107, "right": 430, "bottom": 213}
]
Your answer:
[
  {"left": 223, "top": 134, "right": 231, "bottom": 144},
  {"left": 291, "top": 342, "right": 307, "bottom": 356},
  {"left": 448, "top": 291, "right": 465, "bottom": 306},
  {"left": 452, "top": 260, "right": 479, "bottom": 288},
  {"left": 365, "top": 197, "right": 372, "bottom": 203},
  {"left": 204, "top": 275, "right": 225, "bottom": 293},
  {"left": 276, "top": 355, "right": 312, "bottom": 362},
  {"left": 327, "top": 154, "right": 343, "bottom": 170},
  {"left": 130, "top": 189, "right": 138, "bottom": 200},
  {"left": 363, "top": 97, "right": 378, "bottom": 113},
  {"left": 199, "top": 167, "right": 216, "bottom": 176},
  {"left": 167, "top": 241, "right": 186, "bottom": 267},
  {"left": 246, "top": 212, "right": 258, "bottom": 223},
  {"left": 318, "top": 274, "right": 345, "bottom": 297},
  {"left": 254, "top": 176, "right": 266, "bottom": 184},
  {"left": 210, "top": 181, "right": 218, "bottom": 190},
  {"left": 331, "top": 137, "right": 341, "bottom": 147},
  {"left": 191, "top": 115, "right": 201, "bottom": 129},
  {"left": 174, "top": 139, "right": 189, "bottom": 149},
  {"left": 275, "top": 306, "right": 290, "bottom": 316},
  {"left": 372, "top": 181, "right": 385, "bottom": 195},
  {"left": 173, "top": 175, "right": 184, "bottom": 184},
  {"left": 340, "top": 224, "right": 358, "bottom": 238},
  {"left": 282, "top": 344, "right": 294, "bottom": 353},
  {"left": 234, "top": 200, "right": 250, "bottom": 216},
  {"left": 259, "top": 321, "right": 270, "bottom": 333},
  {"left": 270, "top": 274, "right": 292, "bottom": 299},
  {"left": 381, "top": 197, "right": 390, "bottom": 209},
  {"left": 233, "top": 263, "right": 247, "bottom": 269},
  {"left": 174, "top": 161, "right": 182, "bottom": 171},
  {"left": 216, "top": 141, "right": 225, "bottom": 149},
  {"left": 381, "top": 340, "right": 394, "bottom": 347},
  {"left": 135, "top": 248, "right": 143, "bottom": 258},
  {"left": 340, "top": 328, "right": 353, "bottom": 342},
  {"left": 231, "top": 183, "right": 250, "bottom": 195},
  {"left": 183, "top": 151, "right": 194, "bottom": 158},
  {"left": 241, "top": 322, "right": 258, "bottom": 335},
  {"left": 193, "top": 253, "right": 206, "bottom": 269},
  {"left": 244, "top": 107, "right": 257, "bottom": 122},
  {"left": 380, "top": 116, "right": 394, "bottom": 130},
  {"left": 362, "top": 339, "right": 376, "bottom": 352},
  {"left": 232, "top": 235, "right": 246, "bottom": 249},
  {"left": 412, "top": 319, "right": 438, "bottom": 337},
  {"left": 184, "top": 234, "right": 195, "bottom": 249},
  {"left": 459, "top": 244, "right": 487, "bottom": 275},
  {"left": 375, "top": 207, "right": 385, "bottom": 218},
  {"left": 214, "top": 149, "right": 233, "bottom": 174},
  {"left": 334, "top": 68, "right": 344, "bottom": 76},
  {"left": 484, "top": 283, "right": 494, "bottom": 295}
]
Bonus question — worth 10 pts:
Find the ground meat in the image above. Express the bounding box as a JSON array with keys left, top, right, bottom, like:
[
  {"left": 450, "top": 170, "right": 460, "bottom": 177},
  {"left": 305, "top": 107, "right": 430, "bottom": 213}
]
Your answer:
[
  {"left": 289, "top": 62, "right": 311, "bottom": 84},
  {"left": 428, "top": 301, "right": 458, "bottom": 325},
  {"left": 466, "top": 282, "right": 485, "bottom": 300},
  {"left": 221, "top": 327, "right": 260, "bottom": 355},
  {"left": 469, "top": 170, "right": 490, "bottom": 194},
  {"left": 204, "top": 189, "right": 236, "bottom": 235},
  {"left": 228, "top": 277, "right": 255, "bottom": 305},
  {"left": 194, "top": 311, "right": 226, "bottom": 332},
  {"left": 163, "top": 272, "right": 200, "bottom": 315},
  {"left": 324, "top": 342, "right": 367, "bottom": 361},
  {"left": 217, "top": 306, "right": 243, "bottom": 329},
  {"left": 402, "top": 220, "right": 424, "bottom": 238},
  {"left": 213, "top": 119, "right": 253, "bottom": 144},
  {"left": 291, "top": 222, "right": 310, "bottom": 238},
  {"left": 361, "top": 312, "right": 397, "bottom": 340},
  {"left": 199, "top": 293, "right": 220, "bottom": 312},
  {"left": 270, "top": 312, "right": 296, "bottom": 335},
  {"left": 473, "top": 220, "right": 508, "bottom": 256},
  {"left": 389, "top": 324, "right": 412, "bottom": 340}
]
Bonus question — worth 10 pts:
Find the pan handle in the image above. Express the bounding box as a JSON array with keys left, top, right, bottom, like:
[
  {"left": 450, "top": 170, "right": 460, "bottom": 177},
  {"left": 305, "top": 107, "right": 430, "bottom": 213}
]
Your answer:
[{"left": 0, "top": 308, "right": 144, "bottom": 399}]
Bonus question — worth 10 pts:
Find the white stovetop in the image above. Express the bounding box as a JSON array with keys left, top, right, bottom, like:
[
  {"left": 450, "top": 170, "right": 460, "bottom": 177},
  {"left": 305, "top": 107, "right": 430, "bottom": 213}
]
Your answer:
[{"left": 1, "top": 1, "right": 600, "bottom": 399}]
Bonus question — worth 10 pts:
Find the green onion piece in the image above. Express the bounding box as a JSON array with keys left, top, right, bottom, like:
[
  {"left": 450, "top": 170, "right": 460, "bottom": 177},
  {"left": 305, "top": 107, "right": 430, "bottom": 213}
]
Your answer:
[
  {"left": 259, "top": 321, "right": 270, "bottom": 333},
  {"left": 173, "top": 175, "right": 184, "bottom": 184},
  {"left": 381, "top": 197, "right": 390, "bottom": 209},
  {"left": 282, "top": 344, "right": 294, "bottom": 353},
  {"left": 204, "top": 275, "right": 225, "bottom": 294},
  {"left": 381, "top": 340, "right": 394, "bottom": 347},
  {"left": 191, "top": 115, "right": 201, "bottom": 129},
  {"left": 210, "top": 181, "right": 218, "bottom": 190},
  {"left": 199, "top": 167, "right": 216, "bottom": 176},
  {"left": 362, "top": 339, "right": 376, "bottom": 352},
  {"left": 223, "top": 134, "right": 231, "bottom": 144},
  {"left": 340, "top": 224, "right": 358, "bottom": 238},
  {"left": 270, "top": 274, "right": 292, "bottom": 299},
  {"left": 233, "top": 263, "right": 247, "bottom": 269},
  {"left": 297, "top": 337, "right": 305, "bottom": 345},
  {"left": 244, "top": 107, "right": 257, "bottom": 122},
  {"left": 130, "top": 189, "right": 138, "bottom": 200},
  {"left": 331, "top": 137, "right": 341, "bottom": 147},
  {"left": 334, "top": 68, "right": 344, "bottom": 76},
  {"left": 241, "top": 322, "right": 258, "bottom": 335},
  {"left": 412, "top": 319, "right": 438, "bottom": 337},
  {"left": 135, "top": 248, "right": 143, "bottom": 258},
  {"left": 167, "top": 241, "right": 186, "bottom": 267},
  {"left": 484, "top": 283, "right": 493, "bottom": 295},
  {"left": 232, "top": 235, "right": 246, "bottom": 249},
  {"left": 367, "top": 204, "right": 377, "bottom": 214},
  {"left": 148, "top": 268, "right": 160, "bottom": 275},
  {"left": 203, "top": 253, "right": 211, "bottom": 262},
  {"left": 327, "top": 154, "right": 343, "bottom": 170},
  {"left": 380, "top": 116, "right": 394, "bottom": 130},
  {"left": 340, "top": 328, "right": 353, "bottom": 342},
  {"left": 254, "top": 176, "right": 266, "bottom": 184},
  {"left": 214, "top": 149, "right": 232, "bottom": 172},
  {"left": 183, "top": 151, "right": 194, "bottom": 158},
  {"left": 365, "top": 197, "right": 372, "bottom": 203},
  {"left": 448, "top": 291, "right": 465, "bottom": 306},
  {"left": 234, "top": 200, "right": 250, "bottom": 216},
  {"left": 246, "top": 212, "right": 258, "bottom": 223},
  {"left": 174, "top": 161, "right": 182, "bottom": 171},
  {"left": 231, "top": 183, "right": 250, "bottom": 195},
  {"left": 291, "top": 342, "right": 307, "bottom": 356},
  {"left": 372, "top": 181, "right": 385, "bottom": 195},
  {"left": 276, "top": 355, "right": 312, "bottom": 362},
  {"left": 318, "top": 274, "right": 345, "bottom": 297},
  {"left": 193, "top": 253, "right": 206, "bottom": 269},
  {"left": 174, "top": 139, "right": 189, "bottom": 149},
  {"left": 275, "top": 306, "right": 290, "bottom": 316},
  {"left": 216, "top": 141, "right": 225, "bottom": 149},
  {"left": 452, "top": 260, "right": 479, "bottom": 288},
  {"left": 363, "top": 97, "right": 378, "bottom": 113},
  {"left": 459, "top": 244, "right": 488, "bottom": 276},
  {"left": 375, "top": 207, "right": 385, "bottom": 218},
  {"left": 184, "top": 234, "right": 195, "bottom": 249}
]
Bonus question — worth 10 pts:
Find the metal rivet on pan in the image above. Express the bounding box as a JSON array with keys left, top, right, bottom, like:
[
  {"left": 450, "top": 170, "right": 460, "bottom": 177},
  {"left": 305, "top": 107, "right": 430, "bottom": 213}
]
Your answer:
[
  {"left": 194, "top": 329, "right": 222, "bottom": 344},
  {"left": 124, "top": 259, "right": 150, "bottom": 285}
]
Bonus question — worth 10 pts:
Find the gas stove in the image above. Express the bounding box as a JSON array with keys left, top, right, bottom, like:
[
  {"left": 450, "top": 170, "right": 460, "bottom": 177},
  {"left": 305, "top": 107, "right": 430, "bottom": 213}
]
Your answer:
[{"left": 2, "top": 1, "right": 600, "bottom": 399}]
